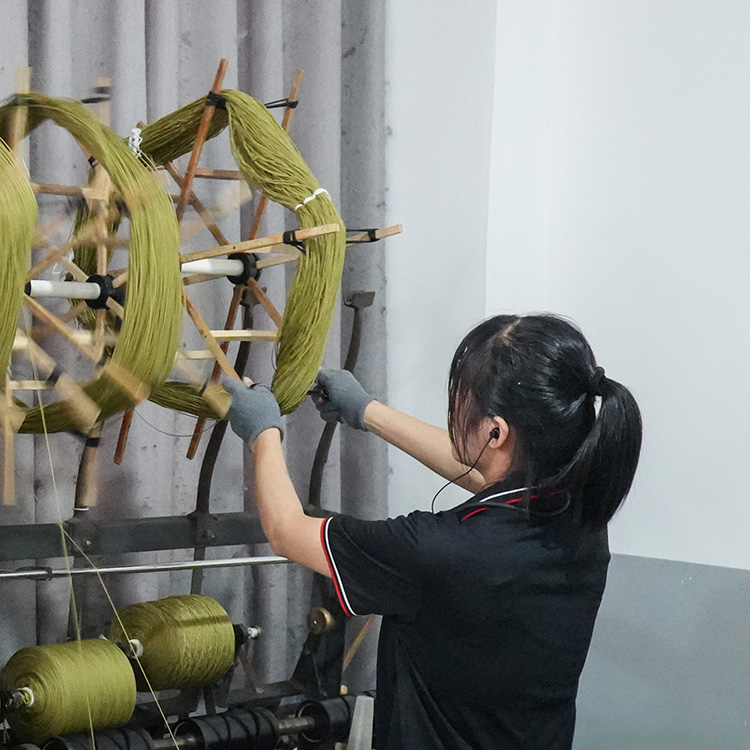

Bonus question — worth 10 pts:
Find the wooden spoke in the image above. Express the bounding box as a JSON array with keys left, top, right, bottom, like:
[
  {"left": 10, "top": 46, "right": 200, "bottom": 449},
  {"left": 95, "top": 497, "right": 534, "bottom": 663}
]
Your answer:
[
  {"left": 31, "top": 183, "right": 109, "bottom": 201},
  {"left": 193, "top": 168, "right": 244, "bottom": 181},
  {"left": 182, "top": 292, "right": 239, "bottom": 381},
  {"left": 247, "top": 279, "right": 283, "bottom": 327},
  {"left": 166, "top": 162, "right": 231, "bottom": 247},
  {"left": 33, "top": 301, "right": 89, "bottom": 342},
  {"left": 178, "top": 223, "right": 340, "bottom": 264},
  {"left": 24, "top": 296, "right": 99, "bottom": 363},
  {"left": 186, "top": 283, "right": 244, "bottom": 459},
  {"left": 175, "top": 59, "right": 228, "bottom": 222},
  {"left": 346, "top": 224, "right": 403, "bottom": 244},
  {"left": 18, "top": 332, "right": 101, "bottom": 430},
  {"left": 255, "top": 251, "right": 301, "bottom": 270},
  {"left": 7, "top": 381, "right": 55, "bottom": 391}
]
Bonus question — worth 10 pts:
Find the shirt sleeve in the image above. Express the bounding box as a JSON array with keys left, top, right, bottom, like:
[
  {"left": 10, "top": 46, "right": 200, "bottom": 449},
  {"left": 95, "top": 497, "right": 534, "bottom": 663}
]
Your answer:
[{"left": 320, "top": 513, "right": 425, "bottom": 618}]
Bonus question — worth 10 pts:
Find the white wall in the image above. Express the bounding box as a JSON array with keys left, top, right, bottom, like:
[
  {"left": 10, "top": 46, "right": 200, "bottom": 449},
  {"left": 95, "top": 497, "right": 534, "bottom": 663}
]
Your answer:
[
  {"left": 488, "top": 1, "right": 750, "bottom": 570},
  {"left": 384, "top": 1, "right": 499, "bottom": 516}
]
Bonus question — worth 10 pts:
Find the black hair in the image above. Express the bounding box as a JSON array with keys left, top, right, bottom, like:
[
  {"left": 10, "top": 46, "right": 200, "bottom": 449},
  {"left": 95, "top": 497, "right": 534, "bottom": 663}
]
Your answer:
[{"left": 448, "top": 314, "right": 642, "bottom": 527}]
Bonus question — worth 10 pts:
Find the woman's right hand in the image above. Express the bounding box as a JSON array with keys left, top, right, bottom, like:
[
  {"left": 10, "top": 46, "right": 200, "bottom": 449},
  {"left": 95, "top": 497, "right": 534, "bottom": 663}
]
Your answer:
[{"left": 311, "top": 369, "right": 375, "bottom": 431}]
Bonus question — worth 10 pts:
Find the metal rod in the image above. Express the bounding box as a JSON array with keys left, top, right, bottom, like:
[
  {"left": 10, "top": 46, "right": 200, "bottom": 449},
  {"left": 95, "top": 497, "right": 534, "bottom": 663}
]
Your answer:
[
  {"left": 278, "top": 714, "right": 317, "bottom": 735},
  {"left": 153, "top": 737, "right": 200, "bottom": 750},
  {"left": 0, "top": 555, "right": 290, "bottom": 581},
  {"left": 149, "top": 714, "right": 316, "bottom": 750}
]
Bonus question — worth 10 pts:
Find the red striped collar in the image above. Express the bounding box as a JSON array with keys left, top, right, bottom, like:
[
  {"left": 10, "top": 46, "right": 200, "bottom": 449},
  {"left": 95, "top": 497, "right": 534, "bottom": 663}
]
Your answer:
[
  {"left": 459, "top": 486, "right": 527, "bottom": 522},
  {"left": 458, "top": 487, "right": 567, "bottom": 522}
]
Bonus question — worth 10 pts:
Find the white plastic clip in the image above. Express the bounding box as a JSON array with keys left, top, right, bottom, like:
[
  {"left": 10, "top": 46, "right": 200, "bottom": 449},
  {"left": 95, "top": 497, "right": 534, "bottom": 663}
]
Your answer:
[
  {"left": 294, "top": 187, "right": 329, "bottom": 212},
  {"left": 128, "top": 127, "right": 143, "bottom": 158}
]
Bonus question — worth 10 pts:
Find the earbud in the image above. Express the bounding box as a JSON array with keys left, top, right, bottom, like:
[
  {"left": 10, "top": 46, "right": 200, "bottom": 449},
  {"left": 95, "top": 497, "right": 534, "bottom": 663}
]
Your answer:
[{"left": 431, "top": 424, "right": 501, "bottom": 514}]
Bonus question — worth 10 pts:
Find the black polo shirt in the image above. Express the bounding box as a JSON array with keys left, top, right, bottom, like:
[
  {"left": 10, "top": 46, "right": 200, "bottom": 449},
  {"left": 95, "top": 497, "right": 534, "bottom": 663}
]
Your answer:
[{"left": 321, "top": 481, "right": 610, "bottom": 749}]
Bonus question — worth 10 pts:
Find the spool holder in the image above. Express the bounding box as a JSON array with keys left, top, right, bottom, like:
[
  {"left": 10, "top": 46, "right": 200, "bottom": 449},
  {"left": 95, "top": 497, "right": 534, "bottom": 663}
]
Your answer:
[
  {"left": 23, "top": 258, "right": 262, "bottom": 305},
  {"left": 0, "top": 686, "right": 34, "bottom": 720},
  {"left": 0, "top": 65, "right": 370, "bottom": 748},
  {"left": 114, "top": 625, "right": 261, "bottom": 663}
]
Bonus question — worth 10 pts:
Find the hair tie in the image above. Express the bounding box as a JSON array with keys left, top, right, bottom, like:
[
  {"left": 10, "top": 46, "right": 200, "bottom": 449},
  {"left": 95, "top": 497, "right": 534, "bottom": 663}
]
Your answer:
[{"left": 589, "top": 366, "right": 605, "bottom": 397}]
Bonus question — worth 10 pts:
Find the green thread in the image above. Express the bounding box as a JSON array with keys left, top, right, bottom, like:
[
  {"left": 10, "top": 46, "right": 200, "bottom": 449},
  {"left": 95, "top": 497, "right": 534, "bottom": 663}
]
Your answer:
[
  {"left": 0, "top": 639, "right": 136, "bottom": 742},
  {"left": 110, "top": 594, "right": 235, "bottom": 691},
  {"left": 0, "top": 89, "right": 346, "bottom": 426},
  {"left": 0, "top": 138, "right": 37, "bottom": 379},
  {"left": 0, "top": 94, "right": 183, "bottom": 433},
  {"left": 139, "top": 90, "right": 346, "bottom": 415}
]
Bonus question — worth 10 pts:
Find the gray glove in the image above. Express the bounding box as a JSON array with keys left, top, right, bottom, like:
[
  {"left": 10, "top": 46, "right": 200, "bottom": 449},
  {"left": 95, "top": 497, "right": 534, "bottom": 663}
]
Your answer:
[
  {"left": 311, "top": 369, "right": 374, "bottom": 431},
  {"left": 223, "top": 377, "right": 283, "bottom": 446}
]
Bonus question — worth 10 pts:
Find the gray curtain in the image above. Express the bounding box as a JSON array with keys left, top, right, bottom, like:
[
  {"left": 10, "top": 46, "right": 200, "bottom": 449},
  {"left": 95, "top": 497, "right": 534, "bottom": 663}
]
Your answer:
[{"left": 0, "top": 0, "right": 387, "bottom": 693}]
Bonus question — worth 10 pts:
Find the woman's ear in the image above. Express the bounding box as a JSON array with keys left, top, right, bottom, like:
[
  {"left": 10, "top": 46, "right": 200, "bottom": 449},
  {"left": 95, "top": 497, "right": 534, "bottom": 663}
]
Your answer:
[{"left": 488, "top": 416, "right": 510, "bottom": 446}]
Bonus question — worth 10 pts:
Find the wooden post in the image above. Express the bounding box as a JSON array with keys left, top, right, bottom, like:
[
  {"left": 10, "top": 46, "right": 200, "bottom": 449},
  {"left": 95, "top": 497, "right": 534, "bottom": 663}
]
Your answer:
[
  {"left": 8, "top": 67, "right": 31, "bottom": 155},
  {"left": 114, "top": 410, "right": 134, "bottom": 465},
  {"left": 74, "top": 422, "right": 103, "bottom": 508},
  {"left": 1, "top": 384, "right": 23, "bottom": 506}
]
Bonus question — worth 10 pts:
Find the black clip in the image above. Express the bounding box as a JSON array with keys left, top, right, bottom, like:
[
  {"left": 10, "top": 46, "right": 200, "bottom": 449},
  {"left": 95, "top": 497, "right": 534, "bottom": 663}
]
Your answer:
[
  {"left": 81, "top": 84, "right": 112, "bottom": 105},
  {"left": 283, "top": 230, "right": 307, "bottom": 254},
  {"left": 47, "top": 366, "right": 62, "bottom": 387},
  {"left": 206, "top": 91, "right": 227, "bottom": 110},
  {"left": 264, "top": 97, "right": 299, "bottom": 110},
  {"left": 347, "top": 228, "right": 379, "bottom": 243},
  {"left": 88, "top": 155, "right": 98, "bottom": 168}
]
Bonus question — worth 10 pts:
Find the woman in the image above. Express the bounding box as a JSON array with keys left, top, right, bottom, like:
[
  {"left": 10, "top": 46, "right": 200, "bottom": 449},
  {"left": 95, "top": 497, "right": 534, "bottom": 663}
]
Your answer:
[{"left": 224, "top": 313, "right": 642, "bottom": 749}]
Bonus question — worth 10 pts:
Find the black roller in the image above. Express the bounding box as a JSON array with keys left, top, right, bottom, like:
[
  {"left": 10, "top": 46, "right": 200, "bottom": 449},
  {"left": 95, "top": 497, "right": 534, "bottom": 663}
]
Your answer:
[
  {"left": 296, "top": 695, "right": 358, "bottom": 748},
  {"left": 176, "top": 708, "right": 277, "bottom": 750},
  {"left": 43, "top": 727, "right": 153, "bottom": 750}
]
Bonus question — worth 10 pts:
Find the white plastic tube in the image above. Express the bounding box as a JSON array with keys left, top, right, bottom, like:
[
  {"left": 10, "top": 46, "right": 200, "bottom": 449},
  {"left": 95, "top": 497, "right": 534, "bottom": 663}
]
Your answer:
[
  {"left": 27, "top": 279, "right": 102, "bottom": 300},
  {"left": 180, "top": 258, "right": 245, "bottom": 277}
]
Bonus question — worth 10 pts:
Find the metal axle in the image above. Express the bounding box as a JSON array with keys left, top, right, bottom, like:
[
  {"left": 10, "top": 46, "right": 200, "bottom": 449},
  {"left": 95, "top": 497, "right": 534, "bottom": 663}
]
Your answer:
[
  {"left": 26, "top": 259, "right": 247, "bottom": 300},
  {"left": 0, "top": 555, "right": 290, "bottom": 581}
]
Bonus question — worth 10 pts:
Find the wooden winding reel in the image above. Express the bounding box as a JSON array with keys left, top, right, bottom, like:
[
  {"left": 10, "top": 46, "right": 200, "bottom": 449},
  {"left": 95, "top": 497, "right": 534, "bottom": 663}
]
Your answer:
[{"left": 0, "top": 61, "right": 400, "bottom": 506}]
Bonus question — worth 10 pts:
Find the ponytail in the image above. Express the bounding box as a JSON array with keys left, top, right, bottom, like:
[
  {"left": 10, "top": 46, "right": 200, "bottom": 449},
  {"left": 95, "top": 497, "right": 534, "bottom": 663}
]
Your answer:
[{"left": 543, "top": 374, "right": 642, "bottom": 527}]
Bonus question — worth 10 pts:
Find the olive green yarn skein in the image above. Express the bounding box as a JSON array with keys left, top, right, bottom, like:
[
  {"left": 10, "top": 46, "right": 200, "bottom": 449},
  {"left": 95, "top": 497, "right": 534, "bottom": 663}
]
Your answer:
[
  {"left": 0, "top": 138, "right": 37, "bottom": 379},
  {"left": 138, "top": 91, "right": 347, "bottom": 416},
  {"left": 0, "top": 639, "right": 136, "bottom": 743},
  {"left": 222, "top": 90, "right": 346, "bottom": 414},
  {"left": 110, "top": 594, "right": 235, "bottom": 691},
  {"left": 0, "top": 94, "right": 183, "bottom": 433}
]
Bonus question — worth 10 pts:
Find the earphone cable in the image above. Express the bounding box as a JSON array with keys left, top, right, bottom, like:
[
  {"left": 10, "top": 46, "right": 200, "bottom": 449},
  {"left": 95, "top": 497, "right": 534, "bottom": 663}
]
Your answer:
[{"left": 430, "top": 432, "right": 495, "bottom": 514}]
